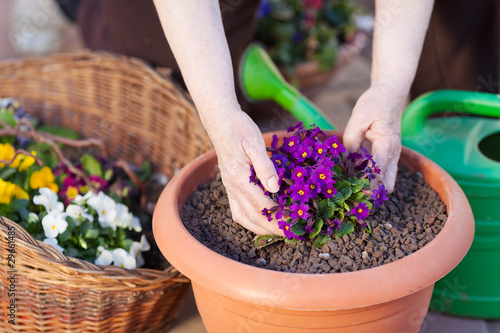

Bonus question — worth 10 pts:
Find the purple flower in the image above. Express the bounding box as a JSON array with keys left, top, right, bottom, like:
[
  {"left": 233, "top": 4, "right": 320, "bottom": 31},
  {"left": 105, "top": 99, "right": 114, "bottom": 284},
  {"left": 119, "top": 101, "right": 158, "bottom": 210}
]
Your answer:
[
  {"left": 325, "top": 136, "right": 346, "bottom": 156},
  {"left": 290, "top": 202, "right": 311, "bottom": 220},
  {"left": 293, "top": 31, "right": 303, "bottom": 43},
  {"left": 292, "top": 144, "right": 312, "bottom": 162},
  {"left": 361, "top": 147, "right": 375, "bottom": 164},
  {"left": 311, "top": 141, "right": 327, "bottom": 161},
  {"left": 291, "top": 166, "right": 308, "bottom": 183},
  {"left": 327, "top": 219, "right": 340, "bottom": 234},
  {"left": 278, "top": 220, "right": 297, "bottom": 240},
  {"left": 257, "top": 0, "right": 272, "bottom": 19},
  {"left": 287, "top": 122, "right": 304, "bottom": 133},
  {"left": 89, "top": 175, "right": 107, "bottom": 191},
  {"left": 307, "top": 181, "right": 321, "bottom": 198},
  {"left": 322, "top": 183, "right": 338, "bottom": 199},
  {"left": 311, "top": 165, "right": 333, "bottom": 185},
  {"left": 272, "top": 154, "right": 288, "bottom": 168},
  {"left": 249, "top": 166, "right": 261, "bottom": 186},
  {"left": 262, "top": 208, "right": 273, "bottom": 222},
  {"left": 271, "top": 135, "right": 279, "bottom": 149},
  {"left": 371, "top": 184, "right": 388, "bottom": 208},
  {"left": 351, "top": 203, "right": 370, "bottom": 220},
  {"left": 290, "top": 182, "right": 311, "bottom": 202},
  {"left": 347, "top": 152, "right": 362, "bottom": 162},
  {"left": 283, "top": 135, "right": 301, "bottom": 153}
]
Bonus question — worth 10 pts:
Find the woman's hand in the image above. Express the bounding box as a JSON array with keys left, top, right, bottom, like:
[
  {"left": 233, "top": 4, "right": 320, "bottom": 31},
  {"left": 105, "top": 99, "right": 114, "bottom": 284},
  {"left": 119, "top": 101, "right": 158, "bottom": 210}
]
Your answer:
[
  {"left": 343, "top": 83, "right": 407, "bottom": 192},
  {"left": 202, "top": 107, "right": 284, "bottom": 236}
]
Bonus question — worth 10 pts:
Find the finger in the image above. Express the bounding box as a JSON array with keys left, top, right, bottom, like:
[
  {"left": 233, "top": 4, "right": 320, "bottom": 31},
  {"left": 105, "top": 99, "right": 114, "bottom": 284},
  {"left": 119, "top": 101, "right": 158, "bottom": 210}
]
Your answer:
[
  {"left": 245, "top": 139, "right": 279, "bottom": 193},
  {"left": 227, "top": 193, "right": 270, "bottom": 235},
  {"left": 343, "top": 114, "right": 369, "bottom": 153},
  {"left": 381, "top": 159, "right": 398, "bottom": 193}
]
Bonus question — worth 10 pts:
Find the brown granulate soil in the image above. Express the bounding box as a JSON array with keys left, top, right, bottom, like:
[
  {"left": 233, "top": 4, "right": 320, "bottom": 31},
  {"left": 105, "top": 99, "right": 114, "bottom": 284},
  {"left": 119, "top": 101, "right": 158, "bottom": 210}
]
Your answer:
[{"left": 181, "top": 165, "right": 447, "bottom": 274}]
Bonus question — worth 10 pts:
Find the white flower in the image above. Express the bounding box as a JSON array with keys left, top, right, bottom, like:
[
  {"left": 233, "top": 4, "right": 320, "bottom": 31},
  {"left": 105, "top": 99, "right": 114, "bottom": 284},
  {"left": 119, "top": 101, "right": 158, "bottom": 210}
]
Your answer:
[
  {"left": 73, "top": 190, "right": 95, "bottom": 206},
  {"left": 87, "top": 192, "right": 117, "bottom": 230},
  {"left": 112, "top": 248, "right": 136, "bottom": 269},
  {"left": 42, "top": 211, "right": 68, "bottom": 238},
  {"left": 129, "top": 235, "right": 151, "bottom": 268},
  {"left": 43, "top": 238, "right": 64, "bottom": 253},
  {"left": 33, "top": 188, "right": 64, "bottom": 213},
  {"left": 114, "top": 203, "right": 133, "bottom": 229},
  {"left": 131, "top": 217, "right": 142, "bottom": 232},
  {"left": 66, "top": 204, "right": 94, "bottom": 226},
  {"left": 27, "top": 212, "right": 39, "bottom": 224},
  {"left": 95, "top": 246, "right": 113, "bottom": 266}
]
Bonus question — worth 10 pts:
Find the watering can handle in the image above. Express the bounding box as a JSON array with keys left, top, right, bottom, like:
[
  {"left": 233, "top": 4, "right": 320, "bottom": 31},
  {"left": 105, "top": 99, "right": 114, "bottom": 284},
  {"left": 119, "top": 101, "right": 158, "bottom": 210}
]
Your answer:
[{"left": 402, "top": 90, "right": 500, "bottom": 137}]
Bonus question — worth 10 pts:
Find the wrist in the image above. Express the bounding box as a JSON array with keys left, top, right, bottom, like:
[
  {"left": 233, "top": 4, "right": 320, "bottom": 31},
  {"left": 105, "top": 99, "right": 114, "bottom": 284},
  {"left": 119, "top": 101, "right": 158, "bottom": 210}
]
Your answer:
[{"left": 370, "top": 79, "right": 410, "bottom": 101}]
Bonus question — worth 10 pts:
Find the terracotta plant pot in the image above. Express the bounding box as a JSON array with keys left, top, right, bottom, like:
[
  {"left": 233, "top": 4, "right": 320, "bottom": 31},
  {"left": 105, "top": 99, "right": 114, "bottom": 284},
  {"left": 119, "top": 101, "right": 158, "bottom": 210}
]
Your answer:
[{"left": 153, "top": 131, "right": 474, "bottom": 333}]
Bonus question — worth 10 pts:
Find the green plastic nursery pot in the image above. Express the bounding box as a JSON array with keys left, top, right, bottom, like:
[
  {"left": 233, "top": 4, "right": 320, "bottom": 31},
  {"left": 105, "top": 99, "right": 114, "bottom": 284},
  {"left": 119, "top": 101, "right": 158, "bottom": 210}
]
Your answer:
[
  {"left": 153, "top": 131, "right": 474, "bottom": 333},
  {"left": 402, "top": 90, "right": 500, "bottom": 318}
]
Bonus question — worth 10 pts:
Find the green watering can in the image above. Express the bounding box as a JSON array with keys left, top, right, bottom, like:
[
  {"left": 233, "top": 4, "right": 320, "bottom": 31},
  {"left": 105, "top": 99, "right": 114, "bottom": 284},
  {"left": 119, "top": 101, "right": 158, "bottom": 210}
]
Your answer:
[
  {"left": 239, "top": 43, "right": 336, "bottom": 130},
  {"left": 402, "top": 90, "right": 500, "bottom": 318}
]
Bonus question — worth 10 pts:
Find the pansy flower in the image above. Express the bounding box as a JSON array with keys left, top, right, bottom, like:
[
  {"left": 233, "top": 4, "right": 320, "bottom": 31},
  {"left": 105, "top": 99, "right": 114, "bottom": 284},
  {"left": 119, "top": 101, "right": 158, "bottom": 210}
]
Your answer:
[
  {"left": 327, "top": 219, "right": 340, "bottom": 234},
  {"left": 292, "top": 144, "right": 312, "bottom": 162},
  {"left": 311, "top": 165, "right": 333, "bottom": 185},
  {"left": 289, "top": 202, "right": 310, "bottom": 220},
  {"left": 311, "top": 141, "right": 327, "bottom": 160},
  {"left": 272, "top": 154, "right": 288, "bottom": 168},
  {"left": 372, "top": 184, "right": 388, "bottom": 208},
  {"left": 351, "top": 202, "right": 370, "bottom": 220},
  {"left": 325, "top": 136, "right": 346, "bottom": 156},
  {"left": 262, "top": 208, "right": 273, "bottom": 222}
]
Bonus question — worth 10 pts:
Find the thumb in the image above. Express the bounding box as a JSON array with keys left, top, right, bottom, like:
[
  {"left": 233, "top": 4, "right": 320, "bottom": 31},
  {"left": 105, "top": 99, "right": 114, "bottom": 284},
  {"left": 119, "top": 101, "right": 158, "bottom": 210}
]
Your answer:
[
  {"left": 246, "top": 142, "right": 279, "bottom": 193},
  {"left": 343, "top": 115, "right": 369, "bottom": 153}
]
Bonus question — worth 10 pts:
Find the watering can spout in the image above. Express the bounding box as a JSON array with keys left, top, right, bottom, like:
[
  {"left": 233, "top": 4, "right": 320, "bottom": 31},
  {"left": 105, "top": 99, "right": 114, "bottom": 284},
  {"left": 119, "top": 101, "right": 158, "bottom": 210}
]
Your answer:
[{"left": 239, "top": 43, "right": 336, "bottom": 130}]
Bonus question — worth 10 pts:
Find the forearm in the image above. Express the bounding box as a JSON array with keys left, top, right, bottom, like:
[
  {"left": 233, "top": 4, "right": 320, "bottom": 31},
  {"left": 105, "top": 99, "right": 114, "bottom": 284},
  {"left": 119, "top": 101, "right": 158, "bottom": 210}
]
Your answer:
[
  {"left": 371, "top": 0, "right": 434, "bottom": 96},
  {"left": 152, "top": 0, "right": 239, "bottom": 131}
]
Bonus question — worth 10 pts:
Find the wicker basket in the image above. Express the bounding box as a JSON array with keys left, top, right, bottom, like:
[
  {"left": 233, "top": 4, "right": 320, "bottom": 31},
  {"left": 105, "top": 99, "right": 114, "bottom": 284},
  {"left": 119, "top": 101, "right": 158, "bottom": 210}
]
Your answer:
[{"left": 0, "top": 52, "right": 212, "bottom": 332}]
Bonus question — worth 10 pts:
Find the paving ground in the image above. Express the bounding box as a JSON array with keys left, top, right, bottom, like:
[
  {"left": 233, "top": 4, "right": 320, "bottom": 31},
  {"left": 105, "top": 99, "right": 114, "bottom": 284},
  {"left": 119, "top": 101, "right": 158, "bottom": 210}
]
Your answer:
[{"left": 168, "top": 55, "right": 500, "bottom": 333}]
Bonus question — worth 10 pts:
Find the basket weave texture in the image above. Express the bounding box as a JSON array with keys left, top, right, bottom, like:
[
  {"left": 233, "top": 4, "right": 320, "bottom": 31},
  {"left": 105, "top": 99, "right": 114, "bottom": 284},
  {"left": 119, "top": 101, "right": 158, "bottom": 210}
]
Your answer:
[{"left": 0, "top": 51, "right": 212, "bottom": 332}]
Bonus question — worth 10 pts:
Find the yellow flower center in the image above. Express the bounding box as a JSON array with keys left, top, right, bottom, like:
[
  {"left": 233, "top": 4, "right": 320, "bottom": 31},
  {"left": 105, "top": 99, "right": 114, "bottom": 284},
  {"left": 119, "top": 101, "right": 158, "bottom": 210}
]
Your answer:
[
  {"left": 297, "top": 172, "right": 302, "bottom": 177},
  {"left": 51, "top": 225, "right": 56, "bottom": 230},
  {"left": 285, "top": 225, "right": 289, "bottom": 231},
  {"left": 310, "top": 185, "right": 315, "bottom": 190},
  {"left": 298, "top": 210, "right": 303, "bottom": 216},
  {"left": 318, "top": 148, "right": 323, "bottom": 154},
  {"left": 332, "top": 143, "right": 338, "bottom": 148},
  {"left": 276, "top": 160, "right": 281, "bottom": 165},
  {"left": 67, "top": 186, "right": 79, "bottom": 200},
  {"left": 320, "top": 174, "right": 325, "bottom": 180},
  {"left": 302, "top": 152, "right": 307, "bottom": 158},
  {"left": 358, "top": 208, "right": 363, "bottom": 213},
  {"left": 288, "top": 141, "right": 294, "bottom": 147},
  {"left": 102, "top": 210, "right": 106, "bottom": 215},
  {"left": 327, "top": 189, "right": 332, "bottom": 194},
  {"left": 298, "top": 190, "right": 304, "bottom": 196},
  {"left": 267, "top": 210, "right": 271, "bottom": 214}
]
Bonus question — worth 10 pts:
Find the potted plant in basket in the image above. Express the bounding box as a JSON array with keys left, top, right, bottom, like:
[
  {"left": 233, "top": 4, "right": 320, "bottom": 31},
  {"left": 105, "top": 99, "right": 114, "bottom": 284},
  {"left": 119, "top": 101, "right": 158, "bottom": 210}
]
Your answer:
[
  {"left": 256, "top": 0, "right": 366, "bottom": 97},
  {"left": 153, "top": 122, "right": 475, "bottom": 332}
]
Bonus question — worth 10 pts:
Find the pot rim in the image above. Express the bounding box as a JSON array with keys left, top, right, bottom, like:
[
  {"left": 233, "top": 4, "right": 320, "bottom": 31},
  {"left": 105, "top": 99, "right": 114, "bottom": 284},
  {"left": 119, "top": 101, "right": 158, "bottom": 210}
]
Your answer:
[{"left": 153, "top": 131, "right": 474, "bottom": 310}]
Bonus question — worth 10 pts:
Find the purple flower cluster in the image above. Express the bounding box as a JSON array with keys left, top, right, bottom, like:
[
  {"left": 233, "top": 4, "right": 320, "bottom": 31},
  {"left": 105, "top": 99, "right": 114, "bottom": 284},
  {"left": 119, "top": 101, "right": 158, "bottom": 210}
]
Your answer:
[{"left": 250, "top": 122, "right": 389, "bottom": 247}]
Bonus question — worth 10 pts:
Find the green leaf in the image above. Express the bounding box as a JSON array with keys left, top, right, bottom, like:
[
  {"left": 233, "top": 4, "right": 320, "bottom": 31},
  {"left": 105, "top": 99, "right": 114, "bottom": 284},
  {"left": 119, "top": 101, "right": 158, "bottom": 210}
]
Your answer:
[
  {"left": 12, "top": 199, "right": 29, "bottom": 209},
  {"left": 333, "top": 164, "right": 343, "bottom": 177},
  {"left": 80, "top": 220, "right": 92, "bottom": 236},
  {"left": 340, "top": 185, "right": 352, "bottom": 200},
  {"left": 318, "top": 199, "right": 336, "bottom": 218},
  {"left": 290, "top": 223, "right": 305, "bottom": 236},
  {"left": 80, "top": 154, "right": 103, "bottom": 178},
  {"left": 17, "top": 207, "right": 29, "bottom": 221},
  {"left": 0, "top": 108, "right": 17, "bottom": 127},
  {"left": 79, "top": 237, "right": 88, "bottom": 250},
  {"left": 284, "top": 237, "right": 300, "bottom": 245},
  {"left": 365, "top": 220, "right": 373, "bottom": 234},
  {"left": 65, "top": 246, "right": 79, "bottom": 258},
  {"left": 335, "top": 221, "right": 355, "bottom": 239},
  {"left": 331, "top": 192, "right": 345, "bottom": 206},
  {"left": 137, "top": 161, "right": 152, "bottom": 182},
  {"left": 348, "top": 177, "right": 365, "bottom": 193},
  {"left": 351, "top": 192, "right": 364, "bottom": 203},
  {"left": 85, "top": 228, "right": 99, "bottom": 239},
  {"left": 0, "top": 168, "right": 17, "bottom": 180},
  {"left": 312, "top": 234, "right": 331, "bottom": 249},
  {"left": 361, "top": 200, "right": 373, "bottom": 211},
  {"left": 255, "top": 235, "right": 285, "bottom": 249},
  {"left": 59, "top": 228, "right": 71, "bottom": 243},
  {"left": 309, "top": 218, "right": 324, "bottom": 239},
  {"left": 38, "top": 125, "right": 79, "bottom": 140}
]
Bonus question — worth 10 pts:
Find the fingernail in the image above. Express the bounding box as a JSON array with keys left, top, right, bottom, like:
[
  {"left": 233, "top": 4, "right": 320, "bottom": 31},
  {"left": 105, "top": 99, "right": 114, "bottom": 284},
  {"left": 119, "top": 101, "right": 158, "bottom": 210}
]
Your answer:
[{"left": 266, "top": 176, "right": 279, "bottom": 193}]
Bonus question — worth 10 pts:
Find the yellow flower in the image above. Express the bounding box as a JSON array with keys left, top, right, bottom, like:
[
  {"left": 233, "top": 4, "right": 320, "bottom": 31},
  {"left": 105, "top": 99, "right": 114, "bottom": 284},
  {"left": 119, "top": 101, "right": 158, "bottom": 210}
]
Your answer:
[
  {"left": 30, "top": 166, "right": 59, "bottom": 193},
  {"left": 0, "top": 143, "right": 15, "bottom": 167},
  {"left": 0, "top": 179, "right": 28, "bottom": 204},
  {"left": 17, "top": 151, "right": 37, "bottom": 171}
]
